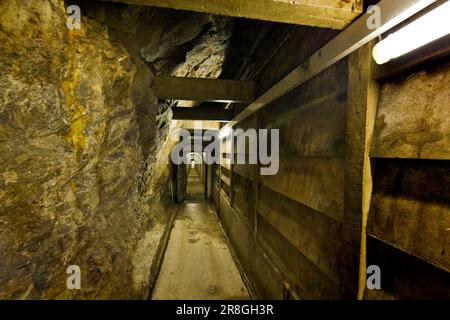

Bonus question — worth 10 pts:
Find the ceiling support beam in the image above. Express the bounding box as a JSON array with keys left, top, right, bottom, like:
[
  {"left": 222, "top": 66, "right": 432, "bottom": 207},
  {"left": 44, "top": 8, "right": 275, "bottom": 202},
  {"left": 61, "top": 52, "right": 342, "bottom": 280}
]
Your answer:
[
  {"left": 100, "top": 0, "right": 363, "bottom": 29},
  {"left": 220, "top": 0, "right": 438, "bottom": 133},
  {"left": 172, "top": 107, "right": 233, "bottom": 122},
  {"left": 156, "top": 76, "right": 256, "bottom": 103}
]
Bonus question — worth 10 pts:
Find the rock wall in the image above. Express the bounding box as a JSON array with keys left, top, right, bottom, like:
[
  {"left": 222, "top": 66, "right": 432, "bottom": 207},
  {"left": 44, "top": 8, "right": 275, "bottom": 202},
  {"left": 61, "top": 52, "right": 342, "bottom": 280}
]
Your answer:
[
  {"left": 0, "top": 0, "right": 231, "bottom": 299},
  {"left": 366, "top": 61, "right": 450, "bottom": 300}
]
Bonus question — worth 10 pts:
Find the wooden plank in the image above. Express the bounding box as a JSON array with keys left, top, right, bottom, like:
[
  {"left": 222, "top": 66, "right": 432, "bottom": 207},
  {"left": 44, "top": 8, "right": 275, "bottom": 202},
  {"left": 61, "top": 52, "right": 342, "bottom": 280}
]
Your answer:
[
  {"left": 231, "top": 173, "right": 253, "bottom": 226},
  {"left": 261, "top": 155, "right": 345, "bottom": 222},
  {"left": 212, "top": 185, "right": 220, "bottom": 213},
  {"left": 101, "top": 0, "right": 362, "bottom": 29},
  {"left": 181, "top": 121, "right": 220, "bottom": 130},
  {"left": 233, "top": 164, "right": 254, "bottom": 180},
  {"left": 368, "top": 159, "right": 450, "bottom": 273},
  {"left": 155, "top": 76, "right": 256, "bottom": 103},
  {"left": 346, "top": 42, "right": 380, "bottom": 299},
  {"left": 220, "top": 0, "right": 434, "bottom": 133},
  {"left": 257, "top": 216, "right": 342, "bottom": 299},
  {"left": 221, "top": 166, "right": 231, "bottom": 178},
  {"left": 214, "top": 166, "right": 220, "bottom": 177},
  {"left": 232, "top": 114, "right": 259, "bottom": 181},
  {"left": 256, "top": 27, "right": 337, "bottom": 94},
  {"left": 261, "top": 61, "right": 348, "bottom": 158},
  {"left": 365, "top": 236, "right": 450, "bottom": 300},
  {"left": 219, "top": 193, "right": 285, "bottom": 299},
  {"left": 245, "top": 114, "right": 261, "bottom": 238},
  {"left": 220, "top": 138, "right": 233, "bottom": 176},
  {"left": 263, "top": 94, "right": 347, "bottom": 158},
  {"left": 258, "top": 186, "right": 343, "bottom": 284},
  {"left": 371, "top": 60, "right": 450, "bottom": 160},
  {"left": 220, "top": 173, "right": 230, "bottom": 187},
  {"left": 172, "top": 107, "right": 233, "bottom": 121},
  {"left": 221, "top": 181, "right": 231, "bottom": 200},
  {"left": 220, "top": 162, "right": 231, "bottom": 171}
]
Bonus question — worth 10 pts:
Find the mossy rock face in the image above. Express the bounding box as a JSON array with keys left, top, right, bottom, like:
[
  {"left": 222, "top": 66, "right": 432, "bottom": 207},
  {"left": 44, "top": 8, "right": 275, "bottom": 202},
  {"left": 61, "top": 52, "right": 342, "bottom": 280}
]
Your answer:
[{"left": 0, "top": 0, "right": 232, "bottom": 299}]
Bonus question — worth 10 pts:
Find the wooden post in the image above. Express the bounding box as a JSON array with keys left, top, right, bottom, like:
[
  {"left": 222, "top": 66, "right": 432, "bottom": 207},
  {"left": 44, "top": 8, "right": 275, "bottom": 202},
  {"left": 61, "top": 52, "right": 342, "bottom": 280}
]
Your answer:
[
  {"left": 346, "top": 42, "right": 380, "bottom": 300},
  {"left": 251, "top": 114, "right": 261, "bottom": 238}
]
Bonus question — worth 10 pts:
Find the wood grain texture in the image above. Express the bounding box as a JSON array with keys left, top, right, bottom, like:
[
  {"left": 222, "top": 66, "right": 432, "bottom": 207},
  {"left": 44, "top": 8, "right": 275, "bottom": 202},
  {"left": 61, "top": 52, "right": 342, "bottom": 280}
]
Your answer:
[
  {"left": 219, "top": 193, "right": 285, "bottom": 299},
  {"left": 260, "top": 61, "right": 348, "bottom": 159},
  {"left": 257, "top": 216, "right": 342, "bottom": 299},
  {"left": 231, "top": 173, "right": 254, "bottom": 226},
  {"left": 258, "top": 186, "right": 343, "bottom": 283},
  {"left": 263, "top": 94, "right": 347, "bottom": 158},
  {"left": 346, "top": 42, "right": 380, "bottom": 299},
  {"left": 155, "top": 76, "right": 256, "bottom": 103},
  {"left": 101, "top": 0, "right": 362, "bottom": 29},
  {"left": 365, "top": 237, "right": 450, "bottom": 300},
  {"left": 368, "top": 159, "right": 450, "bottom": 273},
  {"left": 261, "top": 155, "right": 345, "bottom": 221}
]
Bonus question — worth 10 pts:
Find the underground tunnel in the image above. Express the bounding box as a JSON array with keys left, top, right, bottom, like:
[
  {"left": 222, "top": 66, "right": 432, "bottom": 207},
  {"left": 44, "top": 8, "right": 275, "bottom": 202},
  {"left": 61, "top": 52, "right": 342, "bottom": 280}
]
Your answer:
[{"left": 0, "top": 0, "right": 449, "bottom": 303}]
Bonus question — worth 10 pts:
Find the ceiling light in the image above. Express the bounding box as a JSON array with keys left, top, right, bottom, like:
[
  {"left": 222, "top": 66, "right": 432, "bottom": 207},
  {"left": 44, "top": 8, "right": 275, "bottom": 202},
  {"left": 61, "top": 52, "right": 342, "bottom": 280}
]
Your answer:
[{"left": 373, "top": 1, "right": 450, "bottom": 65}]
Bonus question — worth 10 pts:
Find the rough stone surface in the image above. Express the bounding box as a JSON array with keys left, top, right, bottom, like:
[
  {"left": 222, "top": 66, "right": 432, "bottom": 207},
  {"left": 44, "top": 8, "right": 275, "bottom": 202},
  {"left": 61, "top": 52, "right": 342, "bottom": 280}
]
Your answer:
[
  {"left": 0, "top": 0, "right": 231, "bottom": 299},
  {"left": 172, "top": 16, "right": 232, "bottom": 79},
  {"left": 372, "top": 61, "right": 450, "bottom": 160}
]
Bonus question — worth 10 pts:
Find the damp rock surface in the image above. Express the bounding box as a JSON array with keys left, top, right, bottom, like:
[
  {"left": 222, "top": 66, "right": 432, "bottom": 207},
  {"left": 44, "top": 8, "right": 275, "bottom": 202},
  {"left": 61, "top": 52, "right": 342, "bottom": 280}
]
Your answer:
[{"left": 0, "top": 0, "right": 232, "bottom": 299}]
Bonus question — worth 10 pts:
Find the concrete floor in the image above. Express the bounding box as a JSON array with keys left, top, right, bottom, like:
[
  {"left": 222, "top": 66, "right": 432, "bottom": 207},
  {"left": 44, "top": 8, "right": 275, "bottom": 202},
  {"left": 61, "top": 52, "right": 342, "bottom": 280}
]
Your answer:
[
  {"left": 186, "top": 167, "right": 205, "bottom": 201},
  {"left": 152, "top": 170, "right": 250, "bottom": 300}
]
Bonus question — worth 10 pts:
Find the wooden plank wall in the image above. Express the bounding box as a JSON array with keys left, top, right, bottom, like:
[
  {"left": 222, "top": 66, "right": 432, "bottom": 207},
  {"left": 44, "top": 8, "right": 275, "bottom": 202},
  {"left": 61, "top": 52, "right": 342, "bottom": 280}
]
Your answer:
[
  {"left": 257, "top": 60, "right": 358, "bottom": 299},
  {"left": 211, "top": 28, "right": 450, "bottom": 299},
  {"left": 216, "top": 54, "right": 358, "bottom": 299}
]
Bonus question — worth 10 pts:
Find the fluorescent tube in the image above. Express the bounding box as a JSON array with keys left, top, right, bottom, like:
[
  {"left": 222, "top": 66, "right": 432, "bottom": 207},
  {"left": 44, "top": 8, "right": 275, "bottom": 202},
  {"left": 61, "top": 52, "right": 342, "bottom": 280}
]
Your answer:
[{"left": 373, "top": 1, "right": 450, "bottom": 65}]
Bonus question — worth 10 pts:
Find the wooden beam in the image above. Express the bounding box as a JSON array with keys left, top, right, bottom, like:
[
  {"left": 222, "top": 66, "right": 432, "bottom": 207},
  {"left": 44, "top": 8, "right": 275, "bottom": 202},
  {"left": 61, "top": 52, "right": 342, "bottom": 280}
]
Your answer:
[
  {"left": 155, "top": 76, "right": 256, "bottom": 103},
  {"left": 180, "top": 121, "right": 220, "bottom": 130},
  {"left": 261, "top": 155, "right": 345, "bottom": 222},
  {"left": 258, "top": 186, "right": 343, "bottom": 285},
  {"left": 101, "top": 0, "right": 363, "bottom": 29},
  {"left": 220, "top": 0, "right": 437, "bottom": 134},
  {"left": 172, "top": 106, "right": 233, "bottom": 121},
  {"left": 368, "top": 159, "right": 450, "bottom": 273},
  {"left": 345, "top": 42, "right": 380, "bottom": 300}
]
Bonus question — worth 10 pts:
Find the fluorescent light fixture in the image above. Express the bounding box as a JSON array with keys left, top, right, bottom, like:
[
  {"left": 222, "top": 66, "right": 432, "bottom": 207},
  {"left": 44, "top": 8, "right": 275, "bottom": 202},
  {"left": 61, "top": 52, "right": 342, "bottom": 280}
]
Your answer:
[
  {"left": 218, "top": 127, "right": 232, "bottom": 140},
  {"left": 373, "top": 1, "right": 450, "bottom": 65}
]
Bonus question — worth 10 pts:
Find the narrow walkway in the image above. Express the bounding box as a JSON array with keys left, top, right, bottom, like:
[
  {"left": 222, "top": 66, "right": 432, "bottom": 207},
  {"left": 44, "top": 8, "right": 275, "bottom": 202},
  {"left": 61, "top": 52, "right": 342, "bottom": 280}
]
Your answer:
[
  {"left": 186, "top": 167, "right": 204, "bottom": 201},
  {"left": 152, "top": 171, "right": 250, "bottom": 300}
]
